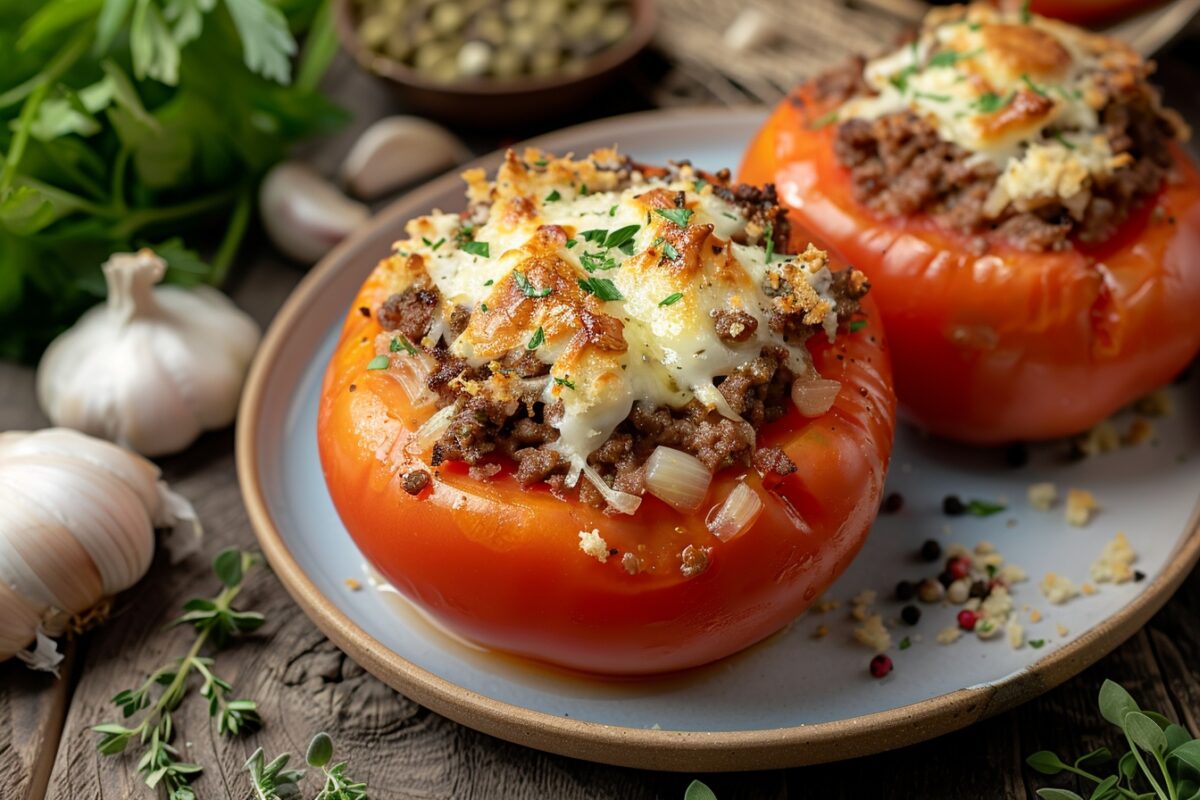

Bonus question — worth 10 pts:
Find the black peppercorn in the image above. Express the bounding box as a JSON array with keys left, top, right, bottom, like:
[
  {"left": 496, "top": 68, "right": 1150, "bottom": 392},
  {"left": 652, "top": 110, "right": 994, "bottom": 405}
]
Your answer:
[
  {"left": 942, "top": 495, "right": 967, "bottom": 516},
  {"left": 901, "top": 604, "right": 921, "bottom": 625},
  {"left": 969, "top": 580, "right": 988, "bottom": 599},
  {"left": 919, "top": 538, "right": 942, "bottom": 562},
  {"left": 895, "top": 580, "right": 916, "bottom": 602},
  {"left": 937, "top": 569, "right": 956, "bottom": 588},
  {"left": 881, "top": 492, "right": 904, "bottom": 514},
  {"left": 1004, "top": 442, "right": 1029, "bottom": 468}
]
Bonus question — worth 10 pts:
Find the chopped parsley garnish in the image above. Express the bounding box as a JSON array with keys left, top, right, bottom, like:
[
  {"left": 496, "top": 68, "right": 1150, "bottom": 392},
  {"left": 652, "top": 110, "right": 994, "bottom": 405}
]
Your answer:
[
  {"left": 693, "top": 179, "right": 707, "bottom": 192},
  {"left": 579, "top": 183, "right": 589, "bottom": 196},
  {"left": 658, "top": 239, "right": 680, "bottom": 261},
  {"left": 483, "top": 278, "right": 494, "bottom": 286},
  {"left": 544, "top": 189, "right": 561, "bottom": 202},
  {"left": 454, "top": 222, "right": 475, "bottom": 246},
  {"left": 972, "top": 91, "right": 1014, "bottom": 113},
  {"left": 580, "top": 251, "right": 618, "bottom": 273},
  {"left": 914, "top": 91, "right": 951, "bottom": 103},
  {"left": 366, "top": 355, "right": 389, "bottom": 370},
  {"left": 764, "top": 223, "right": 776, "bottom": 263},
  {"left": 1021, "top": 73, "right": 1047, "bottom": 97},
  {"left": 577, "top": 277, "right": 624, "bottom": 301},
  {"left": 480, "top": 302, "right": 488, "bottom": 312},
  {"left": 580, "top": 228, "right": 608, "bottom": 244},
  {"left": 927, "top": 48, "right": 981, "bottom": 69},
  {"left": 513, "top": 269, "right": 553, "bottom": 298},
  {"left": 655, "top": 207, "right": 693, "bottom": 227},
  {"left": 1053, "top": 130, "right": 1076, "bottom": 150},
  {"left": 527, "top": 326, "right": 545, "bottom": 350},
  {"left": 899, "top": 637, "right": 912, "bottom": 651},
  {"left": 533, "top": 158, "right": 548, "bottom": 167},
  {"left": 966, "top": 499, "right": 1007, "bottom": 517},
  {"left": 1019, "top": 0, "right": 1032, "bottom": 23},
  {"left": 608, "top": 205, "right": 618, "bottom": 217},
  {"left": 604, "top": 224, "right": 640, "bottom": 250},
  {"left": 658, "top": 292, "right": 684, "bottom": 307},
  {"left": 721, "top": 212, "right": 738, "bottom": 220},
  {"left": 462, "top": 240, "right": 490, "bottom": 257},
  {"left": 389, "top": 336, "right": 417, "bottom": 355},
  {"left": 565, "top": 238, "right": 577, "bottom": 249},
  {"left": 554, "top": 376, "right": 576, "bottom": 390},
  {"left": 422, "top": 236, "right": 445, "bottom": 251},
  {"left": 1029, "top": 639, "right": 1045, "bottom": 649},
  {"left": 849, "top": 319, "right": 868, "bottom": 333},
  {"left": 967, "top": 21, "right": 982, "bottom": 31},
  {"left": 811, "top": 110, "right": 840, "bottom": 128}
]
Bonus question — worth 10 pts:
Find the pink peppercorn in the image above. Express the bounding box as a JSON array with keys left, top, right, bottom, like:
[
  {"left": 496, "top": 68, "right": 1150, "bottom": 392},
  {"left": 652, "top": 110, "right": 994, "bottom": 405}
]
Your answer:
[
  {"left": 957, "top": 609, "right": 978, "bottom": 631},
  {"left": 869, "top": 654, "right": 893, "bottom": 678},
  {"left": 948, "top": 556, "right": 972, "bottom": 581}
]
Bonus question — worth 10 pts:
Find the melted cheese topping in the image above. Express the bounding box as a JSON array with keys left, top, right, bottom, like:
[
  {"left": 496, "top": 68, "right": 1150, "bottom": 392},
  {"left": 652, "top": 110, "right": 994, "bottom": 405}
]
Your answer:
[
  {"left": 379, "top": 148, "right": 841, "bottom": 495},
  {"left": 836, "top": 4, "right": 1148, "bottom": 218}
]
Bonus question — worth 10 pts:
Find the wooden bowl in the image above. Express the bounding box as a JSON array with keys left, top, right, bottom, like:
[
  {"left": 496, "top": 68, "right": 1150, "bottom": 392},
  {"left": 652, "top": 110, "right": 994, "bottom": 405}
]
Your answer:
[{"left": 332, "top": 0, "right": 657, "bottom": 128}]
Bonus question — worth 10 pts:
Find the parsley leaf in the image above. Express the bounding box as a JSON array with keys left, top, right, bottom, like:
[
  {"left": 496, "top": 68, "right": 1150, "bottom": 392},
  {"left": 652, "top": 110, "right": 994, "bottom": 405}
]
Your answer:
[
  {"left": 849, "top": 319, "right": 868, "bottom": 333},
  {"left": 544, "top": 189, "right": 561, "bottom": 202},
  {"left": 655, "top": 207, "right": 693, "bottom": 227},
  {"left": 422, "top": 236, "right": 444, "bottom": 251},
  {"left": 927, "top": 48, "right": 981, "bottom": 69},
  {"left": 462, "top": 240, "right": 490, "bottom": 257},
  {"left": 554, "top": 376, "right": 575, "bottom": 390},
  {"left": 899, "top": 637, "right": 912, "bottom": 651},
  {"left": 972, "top": 91, "right": 1015, "bottom": 113},
  {"left": 1053, "top": 130, "right": 1076, "bottom": 150},
  {"left": 914, "top": 91, "right": 951, "bottom": 103},
  {"left": 764, "top": 223, "right": 776, "bottom": 263},
  {"left": 1021, "top": 73, "right": 1047, "bottom": 97},
  {"left": 580, "top": 228, "right": 607, "bottom": 243},
  {"left": 577, "top": 277, "right": 624, "bottom": 301},
  {"left": 565, "top": 238, "right": 577, "bottom": 249},
  {"left": 811, "top": 110, "right": 840, "bottom": 128},
  {"left": 366, "top": 355, "right": 389, "bottom": 370},
  {"left": 512, "top": 269, "right": 552, "bottom": 297},
  {"left": 658, "top": 238, "right": 680, "bottom": 260},
  {"left": 579, "top": 251, "right": 617, "bottom": 272},
  {"left": 223, "top": 0, "right": 298, "bottom": 85},
  {"left": 658, "top": 292, "right": 683, "bottom": 306},
  {"left": 966, "top": 499, "right": 1007, "bottom": 517},
  {"left": 604, "top": 224, "right": 640, "bottom": 250},
  {"left": 526, "top": 326, "right": 545, "bottom": 349},
  {"left": 389, "top": 336, "right": 417, "bottom": 355},
  {"left": 1020, "top": 0, "right": 1032, "bottom": 23}
]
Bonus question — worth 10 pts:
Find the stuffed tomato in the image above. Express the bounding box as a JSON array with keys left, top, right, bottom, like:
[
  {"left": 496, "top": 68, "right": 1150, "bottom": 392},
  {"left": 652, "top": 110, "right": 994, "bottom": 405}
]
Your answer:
[
  {"left": 740, "top": 3, "right": 1200, "bottom": 444},
  {"left": 318, "top": 150, "right": 895, "bottom": 675}
]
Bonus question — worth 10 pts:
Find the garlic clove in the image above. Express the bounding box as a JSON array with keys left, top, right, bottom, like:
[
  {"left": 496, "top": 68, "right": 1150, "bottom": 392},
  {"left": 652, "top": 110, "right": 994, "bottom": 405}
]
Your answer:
[
  {"left": 260, "top": 162, "right": 370, "bottom": 264},
  {"left": 338, "top": 116, "right": 471, "bottom": 200},
  {"left": 724, "top": 9, "right": 776, "bottom": 53}
]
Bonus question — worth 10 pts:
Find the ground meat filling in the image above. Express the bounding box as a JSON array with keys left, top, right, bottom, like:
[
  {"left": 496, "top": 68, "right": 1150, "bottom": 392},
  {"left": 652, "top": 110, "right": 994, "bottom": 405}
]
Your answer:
[
  {"left": 378, "top": 282, "right": 439, "bottom": 343},
  {"left": 817, "top": 63, "right": 1183, "bottom": 251}
]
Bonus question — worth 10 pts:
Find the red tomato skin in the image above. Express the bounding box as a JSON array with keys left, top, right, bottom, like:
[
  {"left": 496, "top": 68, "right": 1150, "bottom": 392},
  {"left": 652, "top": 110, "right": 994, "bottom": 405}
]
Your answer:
[
  {"left": 740, "top": 88, "right": 1200, "bottom": 444},
  {"left": 1030, "top": 0, "right": 1152, "bottom": 24},
  {"left": 318, "top": 267, "right": 895, "bottom": 676}
]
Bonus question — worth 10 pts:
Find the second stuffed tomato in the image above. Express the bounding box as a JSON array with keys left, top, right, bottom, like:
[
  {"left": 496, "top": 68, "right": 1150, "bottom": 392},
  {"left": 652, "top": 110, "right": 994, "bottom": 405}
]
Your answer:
[
  {"left": 740, "top": 3, "right": 1200, "bottom": 444},
  {"left": 319, "top": 150, "right": 895, "bottom": 675}
]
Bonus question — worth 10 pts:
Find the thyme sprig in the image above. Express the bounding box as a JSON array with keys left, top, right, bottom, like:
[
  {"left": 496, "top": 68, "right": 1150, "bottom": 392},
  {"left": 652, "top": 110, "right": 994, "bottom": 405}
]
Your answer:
[
  {"left": 246, "top": 733, "right": 369, "bottom": 800},
  {"left": 94, "top": 548, "right": 266, "bottom": 799}
]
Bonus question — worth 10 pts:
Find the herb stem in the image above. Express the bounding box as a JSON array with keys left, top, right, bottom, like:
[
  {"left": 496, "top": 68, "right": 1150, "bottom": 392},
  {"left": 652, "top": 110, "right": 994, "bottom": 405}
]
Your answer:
[
  {"left": 295, "top": 0, "right": 338, "bottom": 93},
  {"left": 110, "top": 145, "right": 131, "bottom": 214},
  {"left": 1126, "top": 730, "right": 1170, "bottom": 800},
  {"left": 0, "top": 82, "right": 49, "bottom": 196},
  {"left": 111, "top": 187, "right": 240, "bottom": 238},
  {"left": 209, "top": 185, "right": 254, "bottom": 286},
  {"left": 1058, "top": 764, "right": 1140, "bottom": 800},
  {"left": 0, "top": 28, "right": 90, "bottom": 111}
]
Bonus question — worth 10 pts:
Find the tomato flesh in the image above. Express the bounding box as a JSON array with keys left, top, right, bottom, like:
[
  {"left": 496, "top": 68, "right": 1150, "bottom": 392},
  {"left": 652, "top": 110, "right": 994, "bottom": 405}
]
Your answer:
[
  {"left": 318, "top": 265, "right": 895, "bottom": 675},
  {"left": 740, "top": 87, "right": 1200, "bottom": 444}
]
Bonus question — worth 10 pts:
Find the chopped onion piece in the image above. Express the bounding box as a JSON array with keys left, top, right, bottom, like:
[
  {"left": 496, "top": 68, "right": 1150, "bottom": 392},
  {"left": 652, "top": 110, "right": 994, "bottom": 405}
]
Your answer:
[
  {"left": 407, "top": 405, "right": 455, "bottom": 456},
  {"left": 579, "top": 461, "right": 642, "bottom": 515},
  {"left": 389, "top": 351, "right": 439, "bottom": 409},
  {"left": 791, "top": 377, "right": 840, "bottom": 417},
  {"left": 706, "top": 482, "right": 763, "bottom": 542},
  {"left": 644, "top": 446, "right": 712, "bottom": 513}
]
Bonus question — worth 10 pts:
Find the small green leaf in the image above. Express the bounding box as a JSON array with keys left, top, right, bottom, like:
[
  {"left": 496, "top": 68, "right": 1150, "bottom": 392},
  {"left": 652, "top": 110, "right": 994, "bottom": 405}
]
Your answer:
[
  {"left": 1074, "top": 747, "right": 1112, "bottom": 770},
  {"left": 554, "top": 376, "right": 575, "bottom": 390},
  {"left": 390, "top": 336, "right": 418, "bottom": 355},
  {"left": 660, "top": 240, "right": 679, "bottom": 260},
  {"left": 1170, "top": 740, "right": 1200, "bottom": 771},
  {"left": 527, "top": 326, "right": 544, "bottom": 350},
  {"left": 655, "top": 207, "right": 694, "bottom": 227},
  {"left": 544, "top": 189, "right": 561, "bottom": 202},
  {"left": 577, "top": 277, "right": 623, "bottom": 301},
  {"left": 1027, "top": 751, "right": 1067, "bottom": 775},
  {"left": 366, "top": 355, "right": 389, "bottom": 370},
  {"left": 513, "top": 269, "right": 552, "bottom": 298},
  {"left": 1088, "top": 777, "right": 1118, "bottom": 800},
  {"left": 1125, "top": 711, "right": 1168, "bottom": 755},
  {"left": 1036, "top": 790, "right": 1085, "bottom": 800},
  {"left": 604, "top": 224, "right": 640, "bottom": 250},
  {"left": 849, "top": 319, "right": 868, "bottom": 333},
  {"left": 1119, "top": 751, "right": 1138, "bottom": 781},
  {"left": 659, "top": 292, "right": 684, "bottom": 307},
  {"left": 306, "top": 732, "right": 334, "bottom": 768},
  {"left": 462, "top": 240, "right": 490, "bottom": 257},
  {"left": 966, "top": 499, "right": 1006, "bottom": 517},
  {"left": 1099, "top": 680, "right": 1140, "bottom": 728},
  {"left": 684, "top": 780, "right": 719, "bottom": 800},
  {"left": 213, "top": 548, "right": 243, "bottom": 588}
]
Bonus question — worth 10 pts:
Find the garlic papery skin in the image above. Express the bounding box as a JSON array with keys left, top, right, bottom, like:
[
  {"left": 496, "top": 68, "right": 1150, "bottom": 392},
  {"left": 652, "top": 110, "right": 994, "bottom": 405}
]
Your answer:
[
  {"left": 0, "top": 428, "right": 201, "bottom": 667},
  {"left": 36, "top": 249, "right": 261, "bottom": 456}
]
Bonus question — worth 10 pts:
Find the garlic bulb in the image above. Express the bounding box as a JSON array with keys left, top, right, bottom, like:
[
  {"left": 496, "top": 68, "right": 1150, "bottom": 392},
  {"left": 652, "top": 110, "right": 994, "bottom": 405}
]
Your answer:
[
  {"left": 0, "top": 428, "right": 202, "bottom": 668},
  {"left": 37, "top": 249, "right": 261, "bottom": 456}
]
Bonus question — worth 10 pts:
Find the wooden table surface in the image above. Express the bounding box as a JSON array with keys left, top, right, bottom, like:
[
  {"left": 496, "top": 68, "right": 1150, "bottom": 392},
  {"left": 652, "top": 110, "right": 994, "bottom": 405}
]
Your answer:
[{"left": 4, "top": 32, "right": 1200, "bottom": 800}]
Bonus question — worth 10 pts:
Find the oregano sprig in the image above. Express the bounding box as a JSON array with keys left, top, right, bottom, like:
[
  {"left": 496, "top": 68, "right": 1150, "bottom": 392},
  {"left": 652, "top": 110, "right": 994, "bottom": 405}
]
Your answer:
[
  {"left": 246, "top": 733, "right": 369, "bottom": 800},
  {"left": 94, "top": 548, "right": 266, "bottom": 799},
  {"left": 1028, "top": 680, "right": 1200, "bottom": 800}
]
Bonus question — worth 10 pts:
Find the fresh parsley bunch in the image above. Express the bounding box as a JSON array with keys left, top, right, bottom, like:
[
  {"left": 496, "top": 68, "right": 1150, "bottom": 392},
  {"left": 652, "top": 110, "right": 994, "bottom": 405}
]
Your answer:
[
  {"left": 1029, "top": 680, "right": 1200, "bottom": 800},
  {"left": 0, "top": 0, "right": 344, "bottom": 361}
]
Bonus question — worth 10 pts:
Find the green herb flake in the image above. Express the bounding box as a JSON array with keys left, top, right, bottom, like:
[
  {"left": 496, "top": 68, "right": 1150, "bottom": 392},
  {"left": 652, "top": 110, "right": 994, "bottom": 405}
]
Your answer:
[
  {"left": 661, "top": 240, "right": 680, "bottom": 260},
  {"left": 849, "top": 319, "right": 868, "bottom": 333},
  {"left": 1020, "top": 0, "right": 1032, "bottom": 23},
  {"left": 480, "top": 302, "right": 488, "bottom": 312},
  {"left": 693, "top": 179, "right": 707, "bottom": 192},
  {"left": 422, "top": 236, "right": 445, "bottom": 251},
  {"left": 527, "top": 326, "right": 545, "bottom": 350},
  {"left": 484, "top": 278, "right": 494, "bottom": 286},
  {"left": 462, "top": 240, "right": 490, "bottom": 257},
  {"left": 544, "top": 189, "right": 562, "bottom": 202},
  {"left": 655, "top": 207, "right": 694, "bottom": 227},
  {"left": 512, "top": 269, "right": 553, "bottom": 298},
  {"left": 914, "top": 91, "right": 952, "bottom": 103},
  {"left": 899, "top": 636, "right": 912, "bottom": 651},
  {"left": 972, "top": 91, "right": 1014, "bottom": 113},
  {"left": 928, "top": 48, "right": 982, "bottom": 69},
  {"left": 366, "top": 355, "right": 389, "bottom": 370},
  {"left": 580, "top": 228, "right": 608, "bottom": 244},
  {"left": 578, "top": 277, "right": 624, "bottom": 301},
  {"left": 966, "top": 499, "right": 1007, "bottom": 517},
  {"left": 764, "top": 223, "right": 776, "bottom": 263},
  {"left": 389, "top": 336, "right": 417, "bottom": 355},
  {"left": 1021, "top": 73, "right": 1047, "bottom": 97},
  {"left": 1053, "top": 130, "right": 1076, "bottom": 150},
  {"left": 580, "top": 251, "right": 618, "bottom": 273},
  {"left": 533, "top": 158, "right": 549, "bottom": 167},
  {"left": 658, "top": 292, "right": 684, "bottom": 307},
  {"left": 579, "top": 183, "right": 589, "bottom": 196},
  {"left": 1029, "top": 639, "right": 1045, "bottom": 649},
  {"left": 811, "top": 110, "right": 840, "bottom": 128},
  {"left": 608, "top": 205, "right": 618, "bottom": 217},
  {"left": 604, "top": 224, "right": 640, "bottom": 250},
  {"left": 554, "top": 376, "right": 576, "bottom": 390},
  {"left": 565, "top": 239, "right": 578, "bottom": 249}
]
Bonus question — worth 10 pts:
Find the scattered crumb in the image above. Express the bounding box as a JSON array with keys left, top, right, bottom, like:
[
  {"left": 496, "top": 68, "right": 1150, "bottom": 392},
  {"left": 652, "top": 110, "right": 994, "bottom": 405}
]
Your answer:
[
  {"left": 998, "top": 564, "right": 1028, "bottom": 585},
  {"left": 1081, "top": 582, "right": 1097, "bottom": 596},
  {"left": 853, "top": 614, "right": 892, "bottom": 652},
  {"left": 851, "top": 589, "right": 877, "bottom": 607},
  {"left": 1133, "top": 389, "right": 1173, "bottom": 418},
  {"left": 344, "top": 578, "right": 362, "bottom": 591},
  {"left": 1007, "top": 619, "right": 1025, "bottom": 649},
  {"left": 621, "top": 552, "right": 641, "bottom": 575},
  {"left": 812, "top": 624, "right": 829, "bottom": 640},
  {"left": 946, "top": 542, "right": 971, "bottom": 559},
  {"left": 975, "top": 541, "right": 996, "bottom": 556},
  {"left": 1056, "top": 624, "right": 1070, "bottom": 637},
  {"left": 976, "top": 618, "right": 1001, "bottom": 639},
  {"left": 1029, "top": 608, "right": 1043, "bottom": 624},
  {"left": 937, "top": 626, "right": 963, "bottom": 644},
  {"left": 1028, "top": 482, "right": 1058, "bottom": 511},
  {"left": 1091, "top": 532, "right": 1137, "bottom": 584},
  {"left": 1040, "top": 572, "right": 1079, "bottom": 605},
  {"left": 1065, "top": 489, "right": 1098, "bottom": 527},
  {"left": 811, "top": 596, "right": 840, "bottom": 613},
  {"left": 578, "top": 529, "right": 609, "bottom": 563},
  {"left": 1122, "top": 418, "right": 1155, "bottom": 447},
  {"left": 1076, "top": 421, "right": 1121, "bottom": 457}
]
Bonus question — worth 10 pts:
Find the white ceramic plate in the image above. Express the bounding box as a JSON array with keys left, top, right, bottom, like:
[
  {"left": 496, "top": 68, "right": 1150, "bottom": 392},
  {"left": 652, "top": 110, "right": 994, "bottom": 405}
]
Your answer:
[{"left": 238, "top": 108, "right": 1200, "bottom": 771}]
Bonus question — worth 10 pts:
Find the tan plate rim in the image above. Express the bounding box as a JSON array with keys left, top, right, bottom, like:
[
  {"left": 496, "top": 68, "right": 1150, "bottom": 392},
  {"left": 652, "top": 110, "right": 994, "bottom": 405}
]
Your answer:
[{"left": 236, "top": 106, "right": 1200, "bottom": 772}]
